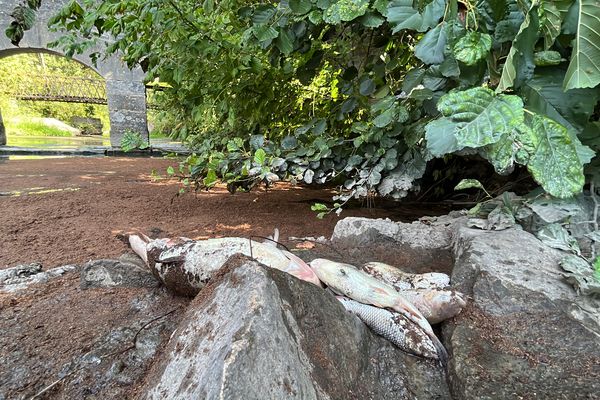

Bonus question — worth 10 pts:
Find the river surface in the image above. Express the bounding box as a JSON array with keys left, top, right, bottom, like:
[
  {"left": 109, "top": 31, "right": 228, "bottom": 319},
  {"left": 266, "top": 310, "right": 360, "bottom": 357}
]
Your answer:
[{"left": 4, "top": 135, "right": 183, "bottom": 151}]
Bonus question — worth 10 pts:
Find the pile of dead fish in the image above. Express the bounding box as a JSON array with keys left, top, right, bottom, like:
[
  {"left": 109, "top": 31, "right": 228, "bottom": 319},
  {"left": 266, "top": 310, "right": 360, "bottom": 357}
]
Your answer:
[{"left": 128, "top": 231, "right": 466, "bottom": 362}]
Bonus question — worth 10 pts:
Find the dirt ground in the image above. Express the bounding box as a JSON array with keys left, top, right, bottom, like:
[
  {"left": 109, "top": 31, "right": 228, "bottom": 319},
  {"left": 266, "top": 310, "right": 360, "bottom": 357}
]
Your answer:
[
  {"left": 0, "top": 156, "right": 453, "bottom": 269},
  {"left": 0, "top": 156, "right": 455, "bottom": 399}
]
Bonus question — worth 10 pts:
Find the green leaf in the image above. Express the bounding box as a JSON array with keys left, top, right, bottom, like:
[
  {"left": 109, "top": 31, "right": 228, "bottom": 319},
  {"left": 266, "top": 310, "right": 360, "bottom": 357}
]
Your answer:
[
  {"left": 436, "top": 87, "right": 524, "bottom": 148},
  {"left": 311, "top": 203, "right": 329, "bottom": 211},
  {"left": 537, "top": 223, "right": 581, "bottom": 254},
  {"left": 275, "top": 28, "right": 295, "bottom": 55},
  {"left": 167, "top": 166, "right": 175, "bottom": 176},
  {"left": 527, "top": 115, "right": 586, "bottom": 198},
  {"left": 254, "top": 148, "right": 267, "bottom": 165},
  {"left": 522, "top": 68, "right": 599, "bottom": 164},
  {"left": 497, "top": 3, "right": 539, "bottom": 92},
  {"left": 203, "top": 169, "right": 218, "bottom": 187},
  {"left": 359, "top": 78, "right": 376, "bottom": 95},
  {"left": 425, "top": 117, "right": 460, "bottom": 156},
  {"left": 539, "top": 0, "right": 562, "bottom": 49},
  {"left": 455, "top": 179, "right": 485, "bottom": 191},
  {"left": 453, "top": 32, "right": 492, "bottom": 66},
  {"left": 253, "top": 5, "right": 276, "bottom": 24},
  {"left": 494, "top": 3, "right": 525, "bottom": 43},
  {"left": 414, "top": 23, "right": 447, "bottom": 64},
  {"left": 281, "top": 136, "right": 298, "bottom": 150},
  {"left": 253, "top": 25, "right": 279, "bottom": 42},
  {"left": 373, "top": 108, "right": 396, "bottom": 128},
  {"left": 324, "top": 0, "right": 369, "bottom": 24},
  {"left": 563, "top": 0, "right": 600, "bottom": 89},
  {"left": 360, "top": 11, "right": 385, "bottom": 27},
  {"left": 289, "top": 0, "right": 313, "bottom": 14},
  {"left": 385, "top": 0, "right": 444, "bottom": 33},
  {"left": 523, "top": 69, "right": 598, "bottom": 131},
  {"left": 402, "top": 68, "right": 425, "bottom": 92},
  {"left": 560, "top": 255, "right": 600, "bottom": 296}
]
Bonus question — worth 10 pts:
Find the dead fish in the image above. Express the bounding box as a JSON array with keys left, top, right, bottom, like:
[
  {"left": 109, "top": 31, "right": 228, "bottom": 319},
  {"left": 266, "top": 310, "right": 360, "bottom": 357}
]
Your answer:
[
  {"left": 361, "top": 262, "right": 465, "bottom": 323},
  {"left": 309, "top": 258, "right": 447, "bottom": 362},
  {"left": 129, "top": 233, "right": 321, "bottom": 296},
  {"left": 362, "top": 262, "right": 450, "bottom": 291},
  {"left": 399, "top": 289, "right": 467, "bottom": 324},
  {"left": 336, "top": 296, "right": 438, "bottom": 360}
]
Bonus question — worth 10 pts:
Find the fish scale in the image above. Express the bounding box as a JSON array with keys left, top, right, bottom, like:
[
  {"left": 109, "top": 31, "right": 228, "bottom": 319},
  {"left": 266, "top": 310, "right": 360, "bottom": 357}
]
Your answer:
[{"left": 337, "top": 296, "right": 438, "bottom": 360}]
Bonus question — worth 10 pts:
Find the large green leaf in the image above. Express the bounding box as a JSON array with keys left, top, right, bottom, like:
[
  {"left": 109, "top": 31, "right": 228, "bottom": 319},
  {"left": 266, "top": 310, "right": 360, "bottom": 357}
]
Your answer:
[
  {"left": 497, "top": 3, "right": 539, "bottom": 92},
  {"left": 524, "top": 69, "right": 599, "bottom": 131},
  {"left": 563, "top": 0, "right": 600, "bottom": 89},
  {"left": 522, "top": 68, "right": 598, "bottom": 163},
  {"left": 425, "top": 117, "right": 460, "bottom": 156},
  {"left": 436, "top": 87, "right": 524, "bottom": 148},
  {"left": 539, "top": 0, "right": 562, "bottom": 49},
  {"left": 527, "top": 115, "right": 586, "bottom": 198},
  {"left": 479, "top": 123, "right": 535, "bottom": 174},
  {"left": 289, "top": 0, "right": 313, "bottom": 14},
  {"left": 385, "top": 0, "right": 444, "bottom": 33},
  {"left": 414, "top": 23, "right": 447, "bottom": 64},
  {"left": 324, "top": 0, "right": 370, "bottom": 24},
  {"left": 494, "top": 2, "right": 525, "bottom": 43},
  {"left": 477, "top": 0, "right": 509, "bottom": 30},
  {"left": 453, "top": 32, "right": 492, "bottom": 66}
]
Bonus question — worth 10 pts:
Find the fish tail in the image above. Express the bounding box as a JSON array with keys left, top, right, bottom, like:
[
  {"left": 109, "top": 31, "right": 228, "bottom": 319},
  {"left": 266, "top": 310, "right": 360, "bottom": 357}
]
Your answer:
[
  {"left": 129, "top": 234, "right": 149, "bottom": 265},
  {"left": 393, "top": 297, "right": 449, "bottom": 364}
]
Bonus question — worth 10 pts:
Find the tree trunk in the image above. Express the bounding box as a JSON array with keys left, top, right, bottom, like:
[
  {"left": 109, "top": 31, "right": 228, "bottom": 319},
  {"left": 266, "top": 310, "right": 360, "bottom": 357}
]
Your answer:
[{"left": 0, "top": 109, "right": 6, "bottom": 146}]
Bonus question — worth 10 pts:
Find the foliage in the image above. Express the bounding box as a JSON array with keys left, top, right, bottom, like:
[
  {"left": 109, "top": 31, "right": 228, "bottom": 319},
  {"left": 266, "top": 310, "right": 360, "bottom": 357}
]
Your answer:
[
  {"left": 120, "top": 130, "right": 149, "bottom": 151},
  {"left": 14, "top": 0, "right": 599, "bottom": 204},
  {"left": 0, "top": 53, "right": 110, "bottom": 134}
]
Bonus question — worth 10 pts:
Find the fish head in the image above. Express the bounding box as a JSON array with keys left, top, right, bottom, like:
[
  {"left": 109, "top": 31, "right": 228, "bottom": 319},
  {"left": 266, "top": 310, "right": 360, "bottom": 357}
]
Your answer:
[{"left": 309, "top": 258, "right": 358, "bottom": 283}]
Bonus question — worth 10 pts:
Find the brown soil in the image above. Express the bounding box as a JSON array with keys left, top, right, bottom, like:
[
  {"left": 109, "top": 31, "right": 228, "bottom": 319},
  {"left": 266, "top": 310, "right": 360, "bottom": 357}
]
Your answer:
[
  {"left": 0, "top": 156, "right": 453, "bottom": 399},
  {"left": 0, "top": 156, "right": 450, "bottom": 269}
]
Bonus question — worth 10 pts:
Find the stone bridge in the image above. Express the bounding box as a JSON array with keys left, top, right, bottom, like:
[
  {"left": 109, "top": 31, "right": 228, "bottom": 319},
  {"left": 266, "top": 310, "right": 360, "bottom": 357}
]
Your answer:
[{"left": 0, "top": 0, "right": 148, "bottom": 147}]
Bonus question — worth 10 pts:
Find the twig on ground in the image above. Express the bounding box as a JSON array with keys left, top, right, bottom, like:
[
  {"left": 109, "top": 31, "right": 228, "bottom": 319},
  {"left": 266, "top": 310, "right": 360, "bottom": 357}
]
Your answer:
[{"left": 28, "top": 307, "right": 180, "bottom": 400}]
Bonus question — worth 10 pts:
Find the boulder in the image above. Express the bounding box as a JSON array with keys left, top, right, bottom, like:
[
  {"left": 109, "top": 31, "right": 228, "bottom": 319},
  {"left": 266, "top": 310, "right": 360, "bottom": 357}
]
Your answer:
[
  {"left": 80, "top": 259, "right": 159, "bottom": 289},
  {"left": 445, "top": 227, "right": 600, "bottom": 399},
  {"left": 330, "top": 215, "right": 464, "bottom": 274},
  {"left": 142, "top": 255, "right": 450, "bottom": 399}
]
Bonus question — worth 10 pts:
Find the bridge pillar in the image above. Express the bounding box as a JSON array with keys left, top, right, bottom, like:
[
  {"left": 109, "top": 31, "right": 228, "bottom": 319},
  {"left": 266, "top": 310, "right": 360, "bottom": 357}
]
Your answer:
[
  {"left": 0, "top": 108, "right": 6, "bottom": 146},
  {"left": 105, "top": 80, "right": 149, "bottom": 147}
]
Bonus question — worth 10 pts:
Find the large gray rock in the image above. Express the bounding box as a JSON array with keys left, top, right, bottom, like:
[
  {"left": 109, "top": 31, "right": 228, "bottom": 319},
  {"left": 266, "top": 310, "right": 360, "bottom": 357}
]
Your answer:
[
  {"left": 331, "top": 215, "right": 464, "bottom": 274},
  {"left": 143, "top": 255, "right": 450, "bottom": 400},
  {"left": 445, "top": 227, "right": 600, "bottom": 399},
  {"left": 81, "top": 259, "right": 159, "bottom": 289}
]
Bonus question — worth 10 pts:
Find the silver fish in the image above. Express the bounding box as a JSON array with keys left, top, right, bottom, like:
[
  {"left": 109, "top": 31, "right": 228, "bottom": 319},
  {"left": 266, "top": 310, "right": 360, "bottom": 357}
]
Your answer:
[
  {"left": 361, "top": 262, "right": 465, "bottom": 324},
  {"left": 399, "top": 289, "right": 467, "bottom": 324},
  {"left": 362, "top": 262, "right": 450, "bottom": 291},
  {"left": 337, "top": 296, "right": 439, "bottom": 360},
  {"left": 129, "top": 232, "right": 321, "bottom": 296},
  {"left": 309, "top": 258, "right": 447, "bottom": 361}
]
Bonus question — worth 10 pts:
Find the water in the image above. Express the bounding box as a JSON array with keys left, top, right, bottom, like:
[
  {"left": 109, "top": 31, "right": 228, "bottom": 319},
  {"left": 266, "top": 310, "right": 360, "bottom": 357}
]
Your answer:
[
  {"left": 3, "top": 135, "right": 187, "bottom": 154},
  {"left": 6, "top": 135, "right": 110, "bottom": 149}
]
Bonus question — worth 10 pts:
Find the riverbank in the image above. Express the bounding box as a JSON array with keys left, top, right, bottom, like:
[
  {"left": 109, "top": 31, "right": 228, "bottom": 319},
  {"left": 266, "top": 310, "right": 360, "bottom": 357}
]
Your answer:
[{"left": 0, "top": 157, "right": 454, "bottom": 269}]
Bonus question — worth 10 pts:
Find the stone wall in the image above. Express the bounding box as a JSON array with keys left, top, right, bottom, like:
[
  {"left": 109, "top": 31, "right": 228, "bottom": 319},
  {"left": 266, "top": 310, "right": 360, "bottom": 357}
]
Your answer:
[
  {"left": 0, "top": 0, "right": 148, "bottom": 147},
  {"left": 0, "top": 108, "right": 5, "bottom": 145}
]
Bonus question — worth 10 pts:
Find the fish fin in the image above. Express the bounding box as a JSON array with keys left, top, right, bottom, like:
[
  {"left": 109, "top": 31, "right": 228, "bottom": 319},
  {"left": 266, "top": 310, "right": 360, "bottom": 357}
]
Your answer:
[{"left": 272, "top": 228, "right": 280, "bottom": 243}]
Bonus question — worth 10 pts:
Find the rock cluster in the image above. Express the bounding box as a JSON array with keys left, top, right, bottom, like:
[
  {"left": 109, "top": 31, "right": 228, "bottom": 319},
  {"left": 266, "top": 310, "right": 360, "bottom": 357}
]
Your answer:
[{"left": 3, "top": 213, "right": 599, "bottom": 399}]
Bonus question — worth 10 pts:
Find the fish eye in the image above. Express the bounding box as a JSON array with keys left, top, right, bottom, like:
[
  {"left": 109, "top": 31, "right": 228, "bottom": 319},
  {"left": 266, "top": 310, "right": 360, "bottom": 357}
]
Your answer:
[{"left": 340, "top": 269, "right": 347, "bottom": 276}]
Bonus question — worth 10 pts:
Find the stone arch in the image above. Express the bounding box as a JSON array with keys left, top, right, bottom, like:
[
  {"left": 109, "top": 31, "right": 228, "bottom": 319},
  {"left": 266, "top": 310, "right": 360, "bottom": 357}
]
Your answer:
[{"left": 0, "top": 0, "right": 148, "bottom": 147}]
